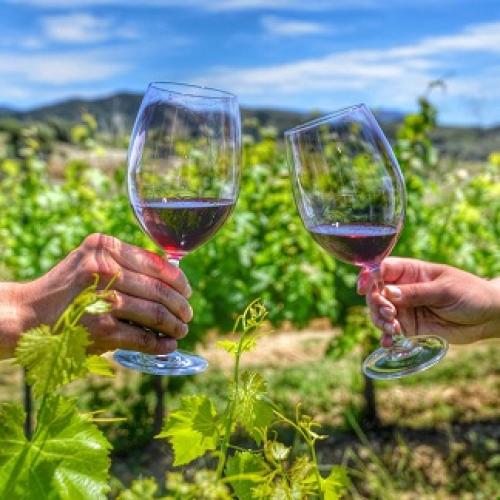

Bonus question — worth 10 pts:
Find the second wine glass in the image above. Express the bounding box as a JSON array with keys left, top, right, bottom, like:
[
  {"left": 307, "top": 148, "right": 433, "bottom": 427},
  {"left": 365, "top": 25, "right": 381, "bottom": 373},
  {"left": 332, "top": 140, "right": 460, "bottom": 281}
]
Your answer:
[
  {"left": 285, "top": 104, "right": 448, "bottom": 380},
  {"left": 114, "top": 82, "right": 241, "bottom": 376}
]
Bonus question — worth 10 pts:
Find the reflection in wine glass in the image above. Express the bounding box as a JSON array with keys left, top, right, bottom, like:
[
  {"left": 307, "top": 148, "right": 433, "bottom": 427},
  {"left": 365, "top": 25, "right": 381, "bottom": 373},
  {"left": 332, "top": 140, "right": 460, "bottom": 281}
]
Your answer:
[
  {"left": 285, "top": 104, "right": 448, "bottom": 380},
  {"left": 114, "top": 82, "right": 241, "bottom": 376}
]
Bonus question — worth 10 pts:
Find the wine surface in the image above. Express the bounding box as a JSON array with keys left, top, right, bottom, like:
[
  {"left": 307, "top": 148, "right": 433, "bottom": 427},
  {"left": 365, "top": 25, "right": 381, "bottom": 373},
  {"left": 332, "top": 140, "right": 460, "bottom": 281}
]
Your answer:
[
  {"left": 309, "top": 223, "right": 398, "bottom": 266},
  {"left": 137, "top": 198, "right": 234, "bottom": 258}
]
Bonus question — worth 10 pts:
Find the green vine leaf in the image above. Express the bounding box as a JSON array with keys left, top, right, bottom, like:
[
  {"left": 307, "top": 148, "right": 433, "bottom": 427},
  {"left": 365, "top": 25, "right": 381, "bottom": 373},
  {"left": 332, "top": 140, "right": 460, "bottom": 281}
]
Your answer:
[
  {"left": 236, "top": 371, "right": 274, "bottom": 442},
  {"left": 225, "top": 451, "right": 269, "bottom": 500},
  {"left": 320, "top": 465, "right": 350, "bottom": 500},
  {"left": 216, "top": 339, "right": 239, "bottom": 354},
  {"left": 15, "top": 324, "right": 91, "bottom": 397},
  {"left": 156, "top": 395, "right": 219, "bottom": 466},
  {"left": 0, "top": 397, "right": 111, "bottom": 500},
  {"left": 217, "top": 334, "right": 261, "bottom": 356},
  {"left": 86, "top": 355, "right": 114, "bottom": 377}
]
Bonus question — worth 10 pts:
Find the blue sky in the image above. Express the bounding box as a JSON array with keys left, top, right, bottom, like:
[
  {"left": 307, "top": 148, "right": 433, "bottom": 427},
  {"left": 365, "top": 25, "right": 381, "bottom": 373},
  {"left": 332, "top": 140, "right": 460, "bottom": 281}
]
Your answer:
[{"left": 1, "top": 0, "right": 500, "bottom": 124}]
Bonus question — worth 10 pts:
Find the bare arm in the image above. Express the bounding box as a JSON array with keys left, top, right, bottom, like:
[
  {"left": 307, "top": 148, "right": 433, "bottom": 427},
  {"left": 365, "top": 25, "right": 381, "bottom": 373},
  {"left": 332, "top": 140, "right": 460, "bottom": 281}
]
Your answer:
[
  {"left": 358, "top": 257, "right": 500, "bottom": 346},
  {"left": 0, "top": 233, "right": 193, "bottom": 359}
]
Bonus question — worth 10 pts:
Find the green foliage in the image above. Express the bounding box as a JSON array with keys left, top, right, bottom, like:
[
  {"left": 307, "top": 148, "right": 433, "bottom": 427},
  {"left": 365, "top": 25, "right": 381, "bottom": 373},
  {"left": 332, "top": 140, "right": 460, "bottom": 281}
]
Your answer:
[
  {"left": 0, "top": 397, "right": 111, "bottom": 500},
  {"left": 117, "top": 477, "right": 160, "bottom": 500},
  {"left": 156, "top": 395, "right": 220, "bottom": 466},
  {"left": 157, "top": 300, "right": 349, "bottom": 499},
  {"left": 0, "top": 278, "right": 114, "bottom": 499}
]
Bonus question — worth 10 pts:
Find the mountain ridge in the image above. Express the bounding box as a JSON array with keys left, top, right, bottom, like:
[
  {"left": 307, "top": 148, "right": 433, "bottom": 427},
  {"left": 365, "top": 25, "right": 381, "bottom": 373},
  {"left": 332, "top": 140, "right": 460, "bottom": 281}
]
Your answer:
[{"left": 1, "top": 92, "right": 500, "bottom": 160}]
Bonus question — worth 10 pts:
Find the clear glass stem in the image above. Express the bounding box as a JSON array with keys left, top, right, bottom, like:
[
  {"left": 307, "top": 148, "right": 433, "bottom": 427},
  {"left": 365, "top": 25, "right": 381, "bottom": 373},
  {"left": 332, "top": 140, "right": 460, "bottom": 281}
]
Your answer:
[
  {"left": 368, "top": 265, "right": 416, "bottom": 355},
  {"left": 113, "top": 252, "right": 208, "bottom": 375}
]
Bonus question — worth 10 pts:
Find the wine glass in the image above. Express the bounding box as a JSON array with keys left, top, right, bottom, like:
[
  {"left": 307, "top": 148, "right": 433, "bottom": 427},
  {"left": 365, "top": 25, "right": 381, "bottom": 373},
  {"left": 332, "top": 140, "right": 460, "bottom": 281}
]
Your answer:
[
  {"left": 285, "top": 104, "right": 448, "bottom": 380},
  {"left": 114, "top": 82, "right": 241, "bottom": 376}
]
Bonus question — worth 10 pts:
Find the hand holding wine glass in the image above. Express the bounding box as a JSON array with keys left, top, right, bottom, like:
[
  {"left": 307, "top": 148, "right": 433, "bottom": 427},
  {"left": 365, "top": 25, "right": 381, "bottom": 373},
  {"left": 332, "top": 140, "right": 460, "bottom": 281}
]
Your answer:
[
  {"left": 285, "top": 104, "right": 448, "bottom": 380},
  {"left": 114, "top": 82, "right": 241, "bottom": 376},
  {"left": 358, "top": 257, "right": 500, "bottom": 345}
]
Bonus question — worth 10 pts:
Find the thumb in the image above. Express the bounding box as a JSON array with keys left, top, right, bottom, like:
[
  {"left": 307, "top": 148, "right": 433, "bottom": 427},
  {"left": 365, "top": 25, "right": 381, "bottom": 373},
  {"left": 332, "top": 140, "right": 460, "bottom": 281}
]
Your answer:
[{"left": 384, "top": 282, "right": 444, "bottom": 308}]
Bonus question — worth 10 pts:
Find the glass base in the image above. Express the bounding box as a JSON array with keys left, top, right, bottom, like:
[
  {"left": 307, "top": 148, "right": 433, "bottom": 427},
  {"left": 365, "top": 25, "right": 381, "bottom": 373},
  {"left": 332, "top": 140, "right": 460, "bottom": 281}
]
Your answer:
[
  {"left": 113, "top": 349, "right": 208, "bottom": 376},
  {"left": 362, "top": 335, "right": 448, "bottom": 380}
]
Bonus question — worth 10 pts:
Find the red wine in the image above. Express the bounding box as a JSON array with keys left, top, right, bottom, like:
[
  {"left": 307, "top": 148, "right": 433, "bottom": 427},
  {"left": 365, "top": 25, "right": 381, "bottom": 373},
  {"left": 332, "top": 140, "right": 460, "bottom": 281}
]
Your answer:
[
  {"left": 309, "top": 223, "right": 398, "bottom": 266},
  {"left": 137, "top": 198, "right": 234, "bottom": 259}
]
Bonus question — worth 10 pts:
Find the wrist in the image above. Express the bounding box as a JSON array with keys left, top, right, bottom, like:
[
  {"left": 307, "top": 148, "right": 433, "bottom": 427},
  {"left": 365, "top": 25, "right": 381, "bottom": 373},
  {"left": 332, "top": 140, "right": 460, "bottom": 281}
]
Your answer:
[
  {"left": 0, "top": 282, "right": 37, "bottom": 358},
  {"left": 485, "top": 278, "right": 500, "bottom": 340}
]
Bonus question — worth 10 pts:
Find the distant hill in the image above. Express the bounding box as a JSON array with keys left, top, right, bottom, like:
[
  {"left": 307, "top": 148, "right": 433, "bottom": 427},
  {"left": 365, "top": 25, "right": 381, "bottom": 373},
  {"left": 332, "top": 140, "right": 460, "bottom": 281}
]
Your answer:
[
  {"left": 1, "top": 92, "right": 404, "bottom": 135},
  {"left": 1, "top": 92, "right": 500, "bottom": 161}
]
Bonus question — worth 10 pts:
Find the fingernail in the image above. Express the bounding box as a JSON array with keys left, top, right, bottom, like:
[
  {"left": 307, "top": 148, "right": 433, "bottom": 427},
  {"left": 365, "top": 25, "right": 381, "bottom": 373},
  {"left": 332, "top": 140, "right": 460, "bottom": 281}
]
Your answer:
[
  {"left": 186, "top": 303, "right": 193, "bottom": 322},
  {"left": 384, "top": 321, "right": 395, "bottom": 335},
  {"left": 393, "top": 320, "right": 401, "bottom": 334},
  {"left": 381, "top": 333, "right": 393, "bottom": 348},
  {"left": 186, "top": 284, "right": 193, "bottom": 298},
  {"left": 385, "top": 285, "right": 402, "bottom": 299},
  {"left": 380, "top": 306, "right": 395, "bottom": 320}
]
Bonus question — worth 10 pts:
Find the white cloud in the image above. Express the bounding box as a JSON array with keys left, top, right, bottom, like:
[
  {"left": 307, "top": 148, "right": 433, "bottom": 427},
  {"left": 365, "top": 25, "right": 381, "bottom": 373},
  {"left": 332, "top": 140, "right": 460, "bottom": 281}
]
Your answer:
[
  {"left": 40, "top": 12, "right": 135, "bottom": 44},
  {"left": 199, "top": 20, "right": 500, "bottom": 111},
  {"left": 261, "top": 15, "right": 328, "bottom": 36},
  {"left": 0, "top": 50, "right": 128, "bottom": 85}
]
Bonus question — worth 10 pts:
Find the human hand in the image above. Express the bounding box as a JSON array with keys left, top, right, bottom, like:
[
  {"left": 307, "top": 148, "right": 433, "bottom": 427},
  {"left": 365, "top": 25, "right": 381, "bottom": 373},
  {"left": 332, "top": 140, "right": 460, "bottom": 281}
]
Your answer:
[
  {"left": 357, "top": 257, "right": 500, "bottom": 346},
  {"left": 1, "top": 233, "right": 193, "bottom": 358}
]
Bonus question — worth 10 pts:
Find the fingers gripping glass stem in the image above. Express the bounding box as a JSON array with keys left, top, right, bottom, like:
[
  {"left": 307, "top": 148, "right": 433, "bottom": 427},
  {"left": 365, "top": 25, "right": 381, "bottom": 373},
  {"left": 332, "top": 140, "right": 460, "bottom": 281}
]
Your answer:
[
  {"left": 362, "top": 265, "right": 448, "bottom": 379},
  {"left": 113, "top": 81, "right": 241, "bottom": 376}
]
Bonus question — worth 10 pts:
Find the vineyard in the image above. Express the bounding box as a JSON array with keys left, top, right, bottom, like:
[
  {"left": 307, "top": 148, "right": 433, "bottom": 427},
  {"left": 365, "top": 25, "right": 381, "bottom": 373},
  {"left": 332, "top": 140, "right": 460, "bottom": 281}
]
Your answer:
[{"left": 0, "top": 97, "right": 499, "bottom": 498}]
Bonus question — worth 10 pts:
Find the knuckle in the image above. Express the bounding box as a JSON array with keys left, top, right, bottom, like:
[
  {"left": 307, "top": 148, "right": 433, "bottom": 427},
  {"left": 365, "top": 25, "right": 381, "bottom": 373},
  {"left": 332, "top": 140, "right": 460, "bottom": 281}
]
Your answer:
[
  {"left": 152, "top": 304, "right": 166, "bottom": 327},
  {"left": 96, "top": 315, "right": 117, "bottom": 334},
  {"left": 83, "top": 233, "right": 101, "bottom": 250},
  {"left": 138, "top": 249, "right": 162, "bottom": 275},
  {"left": 140, "top": 331, "right": 157, "bottom": 352},
  {"left": 80, "top": 256, "right": 98, "bottom": 276},
  {"left": 154, "top": 279, "right": 167, "bottom": 301},
  {"left": 111, "top": 291, "right": 123, "bottom": 311}
]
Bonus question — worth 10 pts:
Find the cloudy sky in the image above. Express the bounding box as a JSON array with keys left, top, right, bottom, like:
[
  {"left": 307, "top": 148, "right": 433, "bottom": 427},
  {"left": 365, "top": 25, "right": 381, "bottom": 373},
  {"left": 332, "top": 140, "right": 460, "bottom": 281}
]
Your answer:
[{"left": 1, "top": 0, "right": 500, "bottom": 124}]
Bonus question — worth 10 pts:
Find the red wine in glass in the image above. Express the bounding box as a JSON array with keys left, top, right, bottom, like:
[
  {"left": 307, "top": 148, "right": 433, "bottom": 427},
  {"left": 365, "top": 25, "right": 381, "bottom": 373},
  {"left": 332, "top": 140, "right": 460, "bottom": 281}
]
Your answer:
[
  {"left": 137, "top": 198, "right": 235, "bottom": 260},
  {"left": 285, "top": 103, "right": 448, "bottom": 380},
  {"left": 309, "top": 223, "right": 399, "bottom": 267},
  {"left": 114, "top": 81, "right": 241, "bottom": 377}
]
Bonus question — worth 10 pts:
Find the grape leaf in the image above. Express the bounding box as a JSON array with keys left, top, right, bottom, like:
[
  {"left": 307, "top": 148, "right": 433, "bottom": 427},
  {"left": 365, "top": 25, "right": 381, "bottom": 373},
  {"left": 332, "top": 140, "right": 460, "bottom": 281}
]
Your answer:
[
  {"left": 216, "top": 334, "right": 260, "bottom": 356},
  {"left": 225, "top": 451, "right": 269, "bottom": 500},
  {"left": 15, "top": 324, "right": 91, "bottom": 396},
  {"left": 288, "top": 456, "right": 316, "bottom": 498},
  {"left": 0, "top": 397, "right": 111, "bottom": 500},
  {"left": 321, "top": 465, "right": 349, "bottom": 500},
  {"left": 86, "top": 355, "right": 114, "bottom": 377},
  {"left": 216, "top": 339, "right": 238, "bottom": 354},
  {"left": 156, "top": 395, "right": 219, "bottom": 466},
  {"left": 236, "top": 371, "right": 274, "bottom": 442}
]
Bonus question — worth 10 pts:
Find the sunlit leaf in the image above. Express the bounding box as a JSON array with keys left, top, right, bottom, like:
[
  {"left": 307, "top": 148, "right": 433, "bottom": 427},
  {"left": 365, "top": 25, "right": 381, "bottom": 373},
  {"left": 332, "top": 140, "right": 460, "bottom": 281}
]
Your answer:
[
  {"left": 16, "top": 324, "right": 91, "bottom": 396},
  {"left": 236, "top": 371, "right": 274, "bottom": 442},
  {"left": 87, "top": 355, "right": 114, "bottom": 377},
  {"left": 225, "top": 451, "right": 269, "bottom": 500},
  {"left": 0, "top": 397, "right": 111, "bottom": 500},
  {"left": 321, "top": 465, "right": 350, "bottom": 500},
  {"left": 156, "top": 395, "right": 219, "bottom": 466}
]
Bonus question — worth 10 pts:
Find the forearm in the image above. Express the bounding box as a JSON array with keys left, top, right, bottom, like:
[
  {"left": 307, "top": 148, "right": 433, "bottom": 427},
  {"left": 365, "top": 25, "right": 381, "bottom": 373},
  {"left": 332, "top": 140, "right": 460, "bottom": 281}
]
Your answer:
[{"left": 0, "top": 282, "right": 36, "bottom": 358}]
